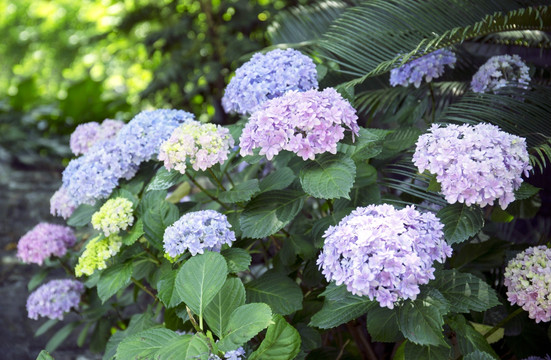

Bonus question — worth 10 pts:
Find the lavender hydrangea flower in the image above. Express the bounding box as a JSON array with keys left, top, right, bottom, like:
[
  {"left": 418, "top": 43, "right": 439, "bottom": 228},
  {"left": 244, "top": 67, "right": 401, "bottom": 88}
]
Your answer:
[
  {"left": 317, "top": 204, "right": 452, "bottom": 309},
  {"left": 26, "top": 279, "right": 84, "bottom": 320},
  {"left": 390, "top": 49, "right": 456, "bottom": 88},
  {"left": 471, "top": 54, "right": 530, "bottom": 93},
  {"left": 159, "top": 122, "right": 234, "bottom": 174},
  {"left": 504, "top": 246, "right": 551, "bottom": 323},
  {"left": 523, "top": 356, "right": 551, "bottom": 360},
  {"left": 209, "top": 347, "right": 246, "bottom": 360},
  {"left": 413, "top": 123, "right": 531, "bottom": 209},
  {"left": 163, "top": 210, "right": 236, "bottom": 257},
  {"left": 50, "top": 186, "right": 77, "bottom": 219},
  {"left": 222, "top": 48, "right": 318, "bottom": 115},
  {"left": 91, "top": 198, "right": 134, "bottom": 236},
  {"left": 239, "top": 88, "right": 359, "bottom": 161},
  {"left": 70, "top": 119, "right": 125, "bottom": 156},
  {"left": 17, "top": 223, "right": 77, "bottom": 265}
]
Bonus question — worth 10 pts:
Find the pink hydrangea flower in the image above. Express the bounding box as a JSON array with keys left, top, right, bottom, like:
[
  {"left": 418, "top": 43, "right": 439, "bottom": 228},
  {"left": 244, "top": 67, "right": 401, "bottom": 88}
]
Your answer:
[{"left": 17, "top": 223, "right": 76, "bottom": 265}]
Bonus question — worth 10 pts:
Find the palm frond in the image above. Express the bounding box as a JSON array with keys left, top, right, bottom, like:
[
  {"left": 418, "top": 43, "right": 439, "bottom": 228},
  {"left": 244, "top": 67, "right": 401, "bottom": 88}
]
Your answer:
[{"left": 471, "top": 30, "right": 551, "bottom": 49}]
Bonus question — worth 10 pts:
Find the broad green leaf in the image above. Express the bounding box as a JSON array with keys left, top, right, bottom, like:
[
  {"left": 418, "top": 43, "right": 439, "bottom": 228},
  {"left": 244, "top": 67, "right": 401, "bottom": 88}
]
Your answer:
[
  {"left": 245, "top": 270, "right": 303, "bottom": 315},
  {"left": 337, "top": 128, "right": 384, "bottom": 161},
  {"left": 204, "top": 278, "right": 246, "bottom": 338},
  {"left": 155, "top": 334, "right": 210, "bottom": 360},
  {"left": 45, "top": 322, "right": 80, "bottom": 353},
  {"left": 221, "top": 248, "right": 252, "bottom": 273},
  {"left": 470, "top": 322, "right": 504, "bottom": 345},
  {"left": 403, "top": 342, "right": 451, "bottom": 360},
  {"left": 219, "top": 179, "right": 260, "bottom": 203},
  {"left": 310, "top": 283, "right": 375, "bottom": 329},
  {"left": 67, "top": 203, "right": 98, "bottom": 227},
  {"left": 299, "top": 153, "right": 356, "bottom": 199},
  {"left": 375, "top": 127, "right": 421, "bottom": 159},
  {"left": 97, "top": 262, "right": 134, "bottom": 303},
  {"left": 490, "top": 206, "right": 514, "bottom": 223},
  {"left": 104, "top": 310, "right": 159, "bottom": 360},
  {"left": 141, "top": 191, "right": 180, "bottom": 250},
  {"left": 157, "top": 263, "right": 183, "bottom": 308},
  {"left": 366, "top": 306, "right": 401, "bottom": 342},
  {"left": 115, "top": 328, "right": 179, "bottom": 359},
  {"left": 464, "top": 351, "right": 496, "bottom": 360},
  {"left": 397, "top": 288, "right": 450, "bottom": 346},
  {"left": 514, "top": 182, "right": 541, "bottom": 200},
  {"left": 296, "top": 323, "right": 321, "bottom": 353},
  {"left": 431, "top": 270, "right": 500, "bottom": 313},
  {"left": 447, "top": 315, "right": 498, "bottom": 358},
  {"left": 249, "top": 314, "right": 301, "bottom": 360},
  {"left": 122, "top": 218, "right": 144, "bottom": 246},
  {"left": 259, "top": 167, "right": 296, "bottom": 192},
  {"left": 36, "top": 350, "right": 54, "bottom": 360},
  {"left": 218, "top": 303, "right": 273, "bottom": 353},
  {"left": 240, "top": 190, "right": 305, "bottom": 239},
  {"left": 176, "top": 252, "right": 228, "bottom": 321},
  {"left": 437, "top": 203, "right": 484, "bottom": 244},
  {"left": 146, "top": 167, "right": 185, "bottom": 192}
]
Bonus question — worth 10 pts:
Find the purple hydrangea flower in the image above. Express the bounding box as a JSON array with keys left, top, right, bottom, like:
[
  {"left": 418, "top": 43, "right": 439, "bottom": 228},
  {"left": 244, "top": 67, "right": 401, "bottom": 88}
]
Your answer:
[
  {"left": 26, "top": 279, "right": 84, "bottom": 320},
  {"left": 163, "top": 210, "right": 236, "bottom": 257},
  {"left": 222, "top": 48, "right": 318, "bottom": 115},
  {"left": 523, "top": 356, "right": 551, "bottom": 360},
  {"left": 471, "top": 54, "right": 530, "bottom": 93},
  {"left": 390, "top": 49, "right": 456, "bottom": 88},
  {"left": 504, "top": 246, "right": 551, "bottom": 323},
  {"left": 317, "top": 204, "right": 452, "bottom": 309},
  {"left": 98, "top": 119, "right": 125, "bottom": 139},
  {"left": 50, "top": 186, "right": 77, "bottom": 220},
  {"left": 70, "top": 119, "right": 125, "bottom": 156},
  {"left": 239, "top": 87, "right": 359, "bottom": 161},
  {"left": 17, "top": 223, "right": 77, "bottom": 265},
  {"left": 413, "top": 123, "right": 531, "bottom": 209}
]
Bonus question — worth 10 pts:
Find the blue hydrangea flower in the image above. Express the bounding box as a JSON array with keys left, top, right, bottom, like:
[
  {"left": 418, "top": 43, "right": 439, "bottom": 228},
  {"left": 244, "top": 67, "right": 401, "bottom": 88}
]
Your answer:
[
  {"left": 471, "top": 54, "right": 530, "bottom": 93},
  {"left": 163, "top": 210, "right": 236, "bottom": 257},
  {"left": 26, "top": 279, "right": 84, "bottom": 320},
  {"left": 222, "top": 48, "right": 318, "bottom": 115},
  {"left": 390, "top": 49, "right": 456, "bottom": 88}
]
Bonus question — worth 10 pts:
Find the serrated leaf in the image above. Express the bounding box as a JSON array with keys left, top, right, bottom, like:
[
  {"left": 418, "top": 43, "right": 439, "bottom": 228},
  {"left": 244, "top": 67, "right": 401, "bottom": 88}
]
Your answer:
[
  {"left": 147, "top": 167, "right": 185, "bottom": 192},
  {"left": 141, "top": 191, "right": 179, "bottom": 250},
  {"left": 437, "top": 203, "right": 484, "bottom": 244},
  {"left": 122, "top": 218, "right": 144, "bottom": 246},
  {"left": 403, "top": 342, "right": 451, "bottom": 360},
  {"left": 310, "top": 283, "right": 375, "bottom": 329},
  {"left": 204, "top": 278, "right": 246, "bottom": 338},
  {"left": 36, "top": 350, "right": 54, "bottom": 360},
  {"left": 219, "top": 179, "right": 260, "bottom": 203},
  {"left": 249, "top": 314, "right": 301, "bottom": 360},
  {"left": 221, "top": 248, "right": 251, "bottom": 273},
  {"left": 431, "top": 270, "right": 500, "bottom": 313},
  {"left": 299, "top": 153, "right": 356, "bottom": 199},
  {"left": 103, "top": 310, "right": 158, "bottom": 360},
  {"left": 218, "top": 303, "right": 273, "bottom": 353},
  {"left": 157, "top": 263, "right": 183, "bottom": 308},
  {"left": 245, "top": 270, "right": 303, "bottom": 315},
  {"left": 259, "top": 167, "right": 296, "bottom": 192},
  {"left": 115, "top": 328, "right": 179, "bottom": 359},
  {"left": 155, "top": 333, "right": 210, "bottom": 360},
  {"left": 338, "top": 128, "right": 384, "bottom": 161},
  {"left": 463, "top": 351, "right": 496, "bottom": 360},
  {"left": 447, "top": 315, "right": 498, "bottom": 358},
  {"left": 176, "top": 252, "right": 228, "bottom": 321},
  {"left": 97, "top": 261, "right": 134, "bottom": 303},
  {"left": 514, "top": 182, "right": 541, "bottom": 201},
  {"left": 67, "top": 203, "right": 98, "bottom": 227},
  {"left": 366, "top": 306, "right": 401, "bottom": 342},
  {"left": 240, "top": 190, "right": 305, "bottom": 239},
  {"left": 397, "top": 288, "right": 450, "bottom": 346}
]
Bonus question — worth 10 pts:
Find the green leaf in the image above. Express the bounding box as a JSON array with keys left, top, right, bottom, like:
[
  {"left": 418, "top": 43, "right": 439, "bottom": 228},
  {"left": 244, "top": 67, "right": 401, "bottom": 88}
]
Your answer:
[
  {"left": 221, "top": 248, "right": 252, "bottom": 273},
  {"left": 366, "top": 306, "right": 401, "bottom": 342},
  {"left": 176, "top": 252, "right": 228, "bottom": 321},
  {"left": 245, "top": 270, "right": 303, "bottom": 315},
  {"left": 240, "top": 190, "right": 305, "bottom": 239},
  {"left": 437, "top": 203, "right": 484, "bottom": 245},
  {"left": 310, "top": 283, "right": 375, "bottom": 329},
  {"left": 155, "top": 334, "right": 210, "bottom": 360},
  {"left": 28, "top": 268, "right": 48, "bottom": 291},
  {"left": 97, "top": 261, "right": 134, "bottom": 303},
  {"left": 35, "top": 319, "right": 58, "bottom": 337},
  {"left": 426, "top": 174, "right": 442, "bottom": 193},
  {"left": 337, "top": 128, "right": 384, "bottom": 161},
  {"left": 219, "top": 179, "right": 260, "bottom": 203},
  {"left": 259, "top": 167, "right": 296, "bottom": 192},
  {"left": 36, "top": 350, "right": 54, "bottom": 360},
  {"left": 218, "top": 303, "right": 273, "bottom": 353},
  {"left": 375, "top": 127, "right": 421, "bottom": 159},
  {"left": 470, "top": 322, "right": 504, "bottom": 345},
  {"left": 204, "top": 278, "right": 246, "bottom": 338},
  {"left": 463, "top": 351, "right": 496, "bottom": 360},
  {"left": 67, "top": 203, "right": 98, "bottom": 227},
  {"left": 45, "top": 322, "right": 80, "bottom": 353},
  {"left": 122, "top": 218, "right": 144, "bottom": 246},
  {"left": 157, "top": 263, "right": 183, "bottom": 308},
  {"left": 141, "top": 191, "right": 180, "bottom": 250},
  {"left": 514, "top": 182, "right": 541, "bottom": 200},
  {"left": 147, "top": 167, "right": 185, "bottom": 192},
  {"left": 447, "top": 315, "right": 498, "bottom": 359},
  {"left": 397, "top": 288, "right": 450, "bottom": 346},
  {"left": 249, "top": 314, "right": 302, "bottom": 360},
  {"left": 431, "top": 270, "right": 500, "bottom": 313},
  {"left": 403, "top": 342, "right": 451, "bottom": 360},
  {"left": 115, "top": 328, "right": 179, "bottom": 359},
  {"left": 299, "top": 153, "right": 356, "bottom": 199},
  {"left": 311, "top": 209, "right": 350, "bottom": 248},
  {"left": 104, "top": 310, "right": 158, "bottom": 360}
]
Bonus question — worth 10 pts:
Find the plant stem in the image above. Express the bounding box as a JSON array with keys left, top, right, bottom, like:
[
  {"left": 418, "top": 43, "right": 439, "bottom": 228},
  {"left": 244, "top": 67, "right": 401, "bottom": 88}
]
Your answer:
[
  {"left": 131, "top": 277, "right": 157, "bottom": 302},
  {"left": 208, "top": 168, "right": 226, "bottom": 191},
  {"left": 484, "top": 307, "right": 524, "bottom": 339},
  {"left": 186, "top": 174, "right": 229, "bottom": 210},
  {"left": 336, "top": 339, "right": 351, "bottom": 360},
  {"left": 139, "top": 243, "right": 162, "bottom": 265},
  {"left": 186, "top": 306, "right": 203, "bottom": 333}
]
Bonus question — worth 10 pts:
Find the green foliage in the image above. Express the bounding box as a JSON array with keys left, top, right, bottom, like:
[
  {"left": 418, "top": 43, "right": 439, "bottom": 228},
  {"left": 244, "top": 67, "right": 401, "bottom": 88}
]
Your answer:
[
  {"left": 299, "top": 153, "right": 356, "bottom": 199},
  {"left": 437, "top": 203, "right": 485, "bottom": 244},
  {"left": 97, "top": 261, "right": 134, "bottom": 303},
  {"left": 249, "top": 314, "right": 302, "bottom": 360},
  {"left": 204, "top": 278, "right": 246, "bottom": 338},
  {"left": 245, "top": 270, "right": 303, "bottom": 315}
]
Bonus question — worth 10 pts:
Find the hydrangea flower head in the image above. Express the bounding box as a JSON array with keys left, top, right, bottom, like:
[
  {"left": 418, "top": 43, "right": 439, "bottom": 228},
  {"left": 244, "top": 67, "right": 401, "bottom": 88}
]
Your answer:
[
  {"left": 26, "top": 279, "right": 84, "bottom": 320},
  {"left": 471, "top": 54, "right": 530, "bottom": 93},
  {"left": 163, "top": 210, "right": 236, "bottom": 257},
  {"left": 239, "top": 87, "right": 359, "bottom": 160},
  {"left": 70, "top": 119, "right": 125, "bottom": 156},
  {"left": 390, "top": 49, "right": 456, "bottom": 88},
  {"left": 222, "top": 48, "right": 318, "bottom": 114},
  {"left": 92, "top": 198, "right": 134, "bottom": 236},
  {"left": 209, "top": 347, "right": 246, "bottom": 360},
  {"left": 413, "top": 123, "right": 531, "bottom": 209},
  {"left": 159, "top": 122, "right": 234, "bottom": 174},
  {"left": 75, "top": 235, "right": 122, "bottom": 276},
  {"left": 17, "top": 223, "right": 77, "bottom": 265},
  {"left": 50, "top": 187, "right": 77, "bottom": 220},
  {"left": 504, "top": 246, "right": 551, "bottom": 323},
  {"left": 317, "top": 204, "right": 452, "bottom": 309}
]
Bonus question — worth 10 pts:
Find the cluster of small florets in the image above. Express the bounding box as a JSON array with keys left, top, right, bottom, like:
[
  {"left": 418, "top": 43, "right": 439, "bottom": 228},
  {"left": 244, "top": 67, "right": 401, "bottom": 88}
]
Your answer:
[
  {"left": 159, "top": 122, "right": 234, "bottom": 174},
  {"left": 222, "top": 48, "right": 318, "bottom": 115},
  {"left": 91, "top": 198, "right": 134, "bottom": 236},
  {"left": 209, "top": 347, "right": 246, "bottom": 360},
  {"left": 317, "top": 204, "right": 452, "bottom": 309},
  {"left": 390, "top": 49, "right": 456, "bottom": 88},
  {"left": 17, "top": 223, "right": 76, "bottom": 265},
  {"left": 413, "top": 123, "right": 531, "bottom": 209},
  {"left": 70, "top": 119, "right": 125, "bottom": 156},
  {"left": 75, "top": 235, "right": 122, "bottom": 276},
  {"left": 522, "top": 355, "right": 551, "bottom": 360},
  {"left": 504, "top": 246, "right": 551, "bottom": 323},
  {"left": 50, "top": 187, "right": 77, "bottom": 219},
  {"left": 239, "top": 88, "right": 359, "bottom": 161},
  {"left": 471, "top": 54, "right": 530, "bottom": 93},
  {"left": 163, "top": 210, "right": 236, "bottom": 257},
  {"left": 26, "top": 279, "right": 84, "bottom": 320}
]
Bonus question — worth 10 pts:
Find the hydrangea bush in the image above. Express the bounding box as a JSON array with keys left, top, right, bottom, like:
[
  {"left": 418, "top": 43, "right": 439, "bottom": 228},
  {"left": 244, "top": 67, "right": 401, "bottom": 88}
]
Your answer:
[{"left": 21, "top": 2, "right": 551, "bottom": 360}]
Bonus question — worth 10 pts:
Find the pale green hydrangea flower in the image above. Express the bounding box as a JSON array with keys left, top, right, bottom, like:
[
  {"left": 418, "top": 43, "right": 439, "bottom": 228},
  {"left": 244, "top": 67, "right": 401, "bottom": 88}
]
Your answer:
[
  {"left": 75, "top": 235, "right": 122, "bottom": 277},
  {"left": 92, "top": 197, "right": 134, "bottom": 236}
]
